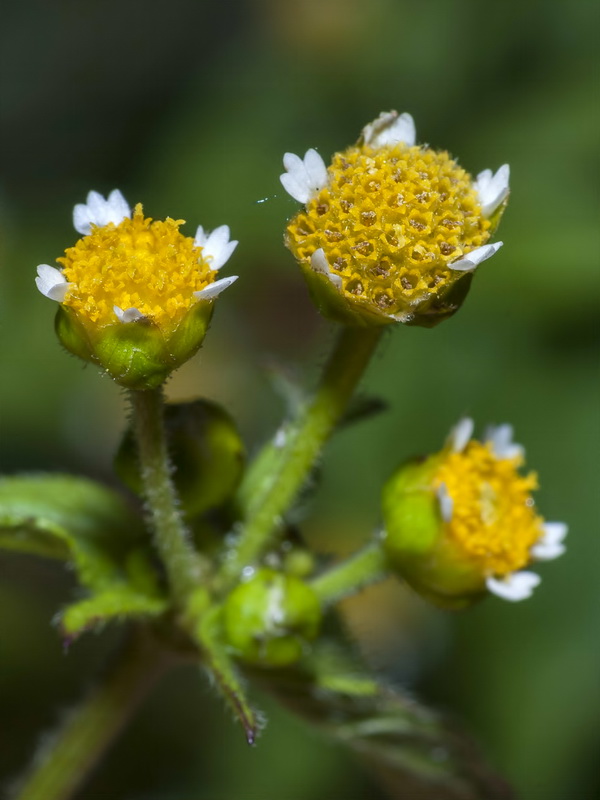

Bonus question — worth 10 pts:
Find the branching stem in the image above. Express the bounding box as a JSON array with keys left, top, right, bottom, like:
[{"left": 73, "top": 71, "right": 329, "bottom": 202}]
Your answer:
[
  {"left": 310, "top": 540, "right": 388, "bottom": 606},
  {"left": 218, "top": 325, "right": 384, "bottom": 589}
]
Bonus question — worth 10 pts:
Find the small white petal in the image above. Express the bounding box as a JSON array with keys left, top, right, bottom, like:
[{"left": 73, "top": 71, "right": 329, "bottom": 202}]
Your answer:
[
  {"left": 197, "top": 224, "right": 238, "bottom": 271},
  {"left": 310, "top": 248, "right": 342, "bottom": 288},
  {"left": 362, "top": 111, "right": 416, "bottom": 148},
  {"left": 448, "top": 417, "right": 474, "bottom": 452},
  {"left": 303, "top": 148, "right": 328, "bottom": 190},
  {"left": 474, "top": 164, "right": 510, "bottom": 217},
  {"left": 484, "top": 423, "right": 524, "bottom": 460},
  {"left": 280, "top": 149, "right": 328, "bottom": 204},
  {"left": 35, "top": 264, "right": 72, "bottom": 302},
  {"left": 449, "top": 241, "right": 503, "bottom": 272},
  {"left": 531, "top": 522, "right": 568, "bottom": 561},
  {"left": 73, "top": 189, "right": 131, "bottom": 235},
  {"left": 193, "top": 275, "right": 238, "bottom": 301},
  {"left": 113, "top": 305, "right": 145, "bottom": 323},
  {"left": 486, "top": 571, "right": 541, "bottom": 602},
  {"left": 107, "top": 189, "right": 131, "bottom": 221},
  {"left": 437, "top": 483, "right": 454, "bottom": 522}
]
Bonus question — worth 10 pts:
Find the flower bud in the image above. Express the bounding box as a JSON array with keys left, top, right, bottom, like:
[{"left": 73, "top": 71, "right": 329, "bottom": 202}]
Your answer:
[
  {"left": 36, "top": 191, "right": 238, "bottom": 389},
  {"left": 115, "top": 399, "right": 245, "bottom": 518},
  {"left": 381, "top": 419, "right": 567, "bottom": 608},
  {"left": 281, "top": 112, "right": 508, "bottom": 328},
  {"left": 222, "top": 568, "right": 322, "bottom": 667}
]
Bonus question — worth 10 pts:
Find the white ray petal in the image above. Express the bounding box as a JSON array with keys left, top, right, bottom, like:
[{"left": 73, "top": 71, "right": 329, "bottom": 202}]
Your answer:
[
  {"left": 280, "top": 149, "right": 328, "bottom": 204},
  {"left": 195, "top": 224, "right": 238, "bottom": 271},
  {"left": 113, "top": 305, "right": 145, "bottom": 323},
  {"left": 449, "top": 241, "right": 503, "bottom": 272},
  {"left": 486, "top": 571, "right": 541, "bottom": 602},
  {"left": 474, "top": 164, "right": 510, "bottom": 217},
  {"left": 448, "top": 417, "right": 474, "bottom": 452},
  {"left": 310, "top": 248, "right": 342, "bottom": 288},
  {"left": 436, "top": 483, "right": 454, "bottom": 522},
  {"left": 193, "top": 275, "right": 238, "bottom": 301},
  {"left": 531, "top": 522, "right": 568, "bottom": 561},
  {"left": 73, "top": 189, "right": 131, "bottom": 235},
  {"left": 362, "top": 111, "right": 416, "bottom": 148},
  {"left": 35, "top": 264, "right": 72, "bottom": 302},
  {"left": 484, "top": 423, "right": 525, "bottom": 460}
]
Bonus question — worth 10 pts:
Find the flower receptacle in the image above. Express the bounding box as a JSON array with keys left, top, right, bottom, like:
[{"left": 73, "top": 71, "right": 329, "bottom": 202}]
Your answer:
[
  {"left": 381, "top": 457, "right": 486, "bottom": 610},
  {"left": 55, "top": 301, "right": 214, "bottom": 390}
]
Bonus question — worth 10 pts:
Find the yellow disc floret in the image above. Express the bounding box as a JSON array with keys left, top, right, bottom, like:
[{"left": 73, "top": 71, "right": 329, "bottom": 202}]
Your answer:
[
  {"left": 286, "top": 144, "right": 490, "bottom": 317},
  {"left": 58, "top": 204, "right": 214, "bottom": 331},
  {"left": 433, "top": 442, "right": 543, "bottom": 577}
]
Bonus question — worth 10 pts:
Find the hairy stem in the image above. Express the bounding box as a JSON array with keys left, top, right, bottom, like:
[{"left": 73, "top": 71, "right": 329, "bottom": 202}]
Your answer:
[
  {"left": 219, "top": 325, "right": 383, "bottom": 588},
  {"left": 311, "top": 541, "right": 388, "bottom": 606},
  {"left": 130, "top": 387, "right": 206, "bottom": 606},
  {"left": 12, "top": 628, "right": 170, "bottom": 800}
]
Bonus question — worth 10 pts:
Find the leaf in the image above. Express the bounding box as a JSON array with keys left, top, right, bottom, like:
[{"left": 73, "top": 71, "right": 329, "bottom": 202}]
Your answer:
[
  {"left": 0, "top": 474, "right": 145, "bottom": 591},
  {"left": 61, "top": 584, "right": 168, "bottom": 639},
  {"left": 0, "top": 474, "right": 168, "bottom": 639},
  {"left": 338, "top": 394, "right": 388, "bottom": 430},
  {"left": 195, "top": 606, "right": 262, "bottom": 745}
]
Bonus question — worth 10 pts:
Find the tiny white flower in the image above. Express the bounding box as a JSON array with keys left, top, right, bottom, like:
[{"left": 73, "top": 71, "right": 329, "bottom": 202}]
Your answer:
[
  {"left": 486, "top": 571, "right": 541, "bottom": 602},
  {"left": 113, "top": 305, "right": 145, "bottom": 323},
  {"left": 35, "top": 264, "right": 72, "bottom": 302},
  {"left": 361, "top": 110, "right": 416, "bottom": 149},
  {"left": 194, "top": 225, "right": 238, "bottom": 272},
  {"left": 474, "top": 165, "right": 510, "bottom": 218},
  {"left": 310, "top": 248, "right": 342, "bottom": 288},
  {"left": 531, "top": 522, "right": 568, "bottom": 561},
  {"left": 194, "top": 275, "right": 238, "bottom": 301},
  {"left": 436, "top": 483, "right": 454, "bottom": 522},
  {"left": 484, "top": 423, "right": 525, "bottom": 460},
  {"left": 449, "top": 241, "right": 503, "bottom": 272},
  {"left": 448, "top": 417, "right": 474, "bottom": 453},
  {"left": 73, "top": 189, "right": 131, "bottom": 236},
  {"left": 280, "top": 149, "right": 329, "bottom": 204}
]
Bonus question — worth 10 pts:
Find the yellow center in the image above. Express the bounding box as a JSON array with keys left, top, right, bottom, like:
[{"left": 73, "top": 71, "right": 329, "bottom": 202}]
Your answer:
[
  {"left": 58, "top": 205, "right": 214, "bottom": 331},
  {"left": 433, "top": 441, "right": 543, "bottom": 577},
  {"left": 286, "top": 143, "right": 491, "bottom": 317}
]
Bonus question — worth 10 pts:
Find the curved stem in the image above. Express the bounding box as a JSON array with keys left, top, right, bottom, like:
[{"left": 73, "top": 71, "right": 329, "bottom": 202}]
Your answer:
[
  {"left": 310, "top": 541, "right": 388, "bottom": 606},
  {"left": 12, "top": 628, "right": 170, "bottom": 800},
  {"left": 218, "top": 325, "right": 383, "bottom": 589},
  {"left": 130, "top": 388, "right": 207, "bottom": 606}
]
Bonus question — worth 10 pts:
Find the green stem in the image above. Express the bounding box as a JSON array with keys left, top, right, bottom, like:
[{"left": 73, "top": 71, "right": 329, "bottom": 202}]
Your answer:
[
  {"left": 130, "top": 388, "right": 206, "bottom": 606},
  {"left": 13, "top": 629, "right": 170, "bottom": 800},
  {"left": 311, "top": 541, "right": 388, "bottom": 606},
  {"left": 218, "top": 325, "right": 383, "bottom": 588}
]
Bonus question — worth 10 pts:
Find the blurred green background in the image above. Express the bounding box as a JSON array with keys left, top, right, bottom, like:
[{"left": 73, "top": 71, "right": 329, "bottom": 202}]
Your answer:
[{"left": 1, "top": 0, "right": 599, "bottom": 798}]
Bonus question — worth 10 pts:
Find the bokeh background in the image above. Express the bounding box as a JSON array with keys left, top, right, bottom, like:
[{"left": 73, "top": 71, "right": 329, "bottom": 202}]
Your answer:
[{"left": 1, "top": 1, "right": 599, "bottom": 798}]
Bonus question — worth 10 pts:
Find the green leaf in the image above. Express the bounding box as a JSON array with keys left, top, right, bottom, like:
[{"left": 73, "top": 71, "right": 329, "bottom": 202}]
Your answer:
[
  {"left": 0, "top": 474, "right": 145, "bottom": 591},
  {"left": 61, "top": 584, "right": 168, "bottom": 639},
  {"left": 195, "top": 606, "right": 262, "bottom": 745},
  {"left": 0, "top": 474, "right": 168, "bottom": 639}
]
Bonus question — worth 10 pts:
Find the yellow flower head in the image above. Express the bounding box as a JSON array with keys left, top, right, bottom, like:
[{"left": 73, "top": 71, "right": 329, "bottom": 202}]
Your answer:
[
  {"left": 281, "top": 112, "right": 508, "bottom": 326},
  {"left": 35, "top": 190, "right": 238, "bottom": 389},
  {"left": 382, "top": 418, "right": 567, "bottom": 606}
]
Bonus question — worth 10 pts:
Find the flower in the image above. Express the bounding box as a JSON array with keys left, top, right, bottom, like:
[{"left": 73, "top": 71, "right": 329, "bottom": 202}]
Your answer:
[
  {"left": 281, "top": 111, "right": 508, "bottom": 327},
  {"left": 36, "top": 190, "right": 238, "bottom": 389},
  {"left": 382, "top": 418, "right": 567, "bottom": 608}
]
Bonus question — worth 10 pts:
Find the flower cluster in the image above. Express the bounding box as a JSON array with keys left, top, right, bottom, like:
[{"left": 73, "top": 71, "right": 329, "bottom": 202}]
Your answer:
[
  {"left": 382, "top": 418, "right": 567, "bottom": 606},
  {"left": 281, "top": 111, "right": 508, "bottom": 326}
]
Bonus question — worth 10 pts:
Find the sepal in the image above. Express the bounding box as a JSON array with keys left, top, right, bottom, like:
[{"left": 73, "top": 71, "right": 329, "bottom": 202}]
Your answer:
[
  {"left": 55, "top": 300, "right": 214, "bottom": 390},
  {"left": 381, "top": 458, "right": 486, "bottom": 609}
]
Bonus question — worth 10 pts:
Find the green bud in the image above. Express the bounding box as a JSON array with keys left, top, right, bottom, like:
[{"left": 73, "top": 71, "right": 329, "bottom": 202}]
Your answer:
[
  {"left": 381, "top": 457, "right": 485, "bottom": 610},
  {"left": 55, "top": 302, "right": 213, "bottom": 391},
  {"left": 222, "top": 568, "right": 322, "bottom": 667},
  {"left": 115, "top": 399, "right": 245, "bottom": 518}
]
